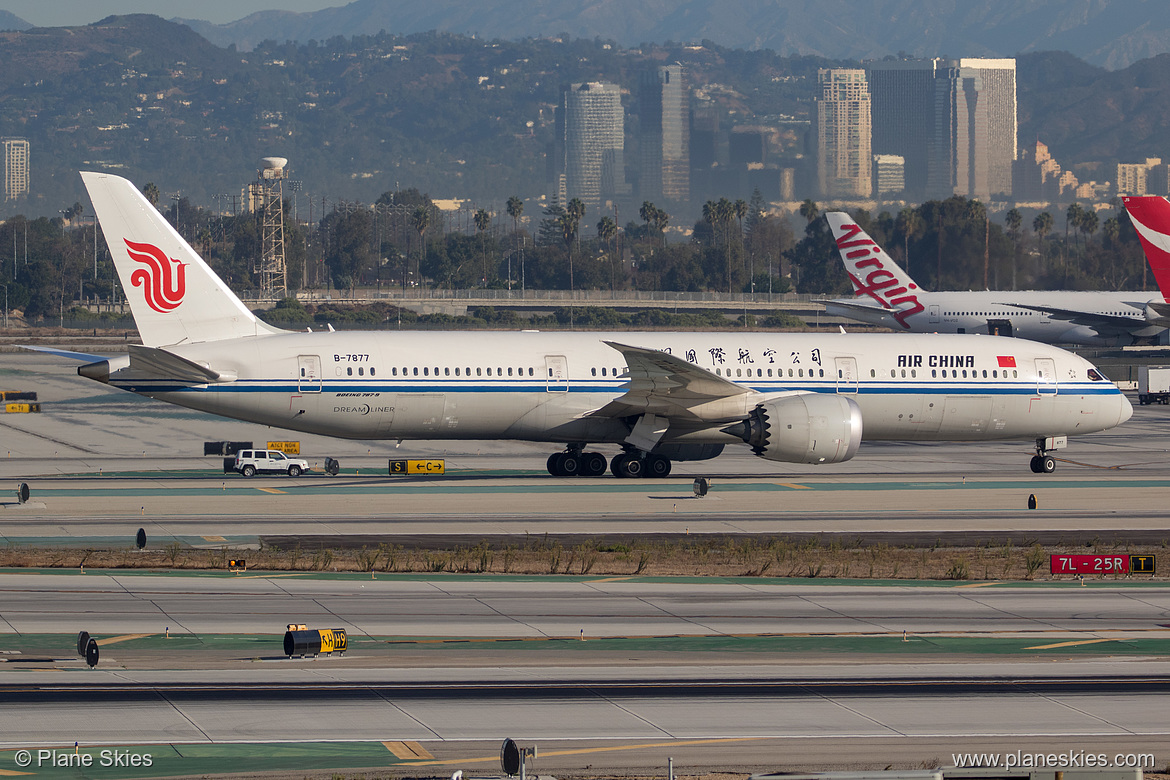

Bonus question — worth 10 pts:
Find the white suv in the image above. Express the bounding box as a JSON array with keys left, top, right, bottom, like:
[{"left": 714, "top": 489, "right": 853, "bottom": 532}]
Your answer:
[{"left": 226, "top": 449, "right": 310, "bottom": 477}]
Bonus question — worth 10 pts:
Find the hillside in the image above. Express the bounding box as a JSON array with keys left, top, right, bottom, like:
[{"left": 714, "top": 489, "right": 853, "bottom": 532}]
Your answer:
[
  {"left": 3, "top": 14, "right": 1170, "bottom": 217},
  {"left": 0, "top": 11, "right": 30, "bottom": 32},
  {"left": 177, "top": 0, "right": 1170, "bottom": 69}
]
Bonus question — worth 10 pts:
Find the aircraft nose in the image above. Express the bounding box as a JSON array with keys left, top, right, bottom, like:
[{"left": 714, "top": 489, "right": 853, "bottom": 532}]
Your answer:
[{"left": 1118, "top": 391, "right": 1134, "bottom": 425}]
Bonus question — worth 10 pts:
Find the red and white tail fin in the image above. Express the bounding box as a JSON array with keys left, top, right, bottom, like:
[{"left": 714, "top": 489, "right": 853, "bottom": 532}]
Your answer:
[
  {"left": 823, "top": 212, "right": 925, "bottom": 329},
  {"left": 81, "top": 171, "right": 285, "bottom": 347},
  {"left": 1123, "top": 196, "right": 1170, "bottom": 302}
]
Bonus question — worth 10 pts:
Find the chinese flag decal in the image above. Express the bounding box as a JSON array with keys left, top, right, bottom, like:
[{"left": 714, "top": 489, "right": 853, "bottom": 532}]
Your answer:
[{"left": 997, "top": 356, "right": 1017, "bottom": 368}]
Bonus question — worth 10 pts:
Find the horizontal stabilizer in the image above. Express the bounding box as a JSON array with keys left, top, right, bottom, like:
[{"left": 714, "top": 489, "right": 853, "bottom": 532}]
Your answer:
[
  {"left": 127, "top": 344, "right": 237, "bottom": 384},
  {"left": 17, "top": 345, "right": 109, "bottom": 362}
]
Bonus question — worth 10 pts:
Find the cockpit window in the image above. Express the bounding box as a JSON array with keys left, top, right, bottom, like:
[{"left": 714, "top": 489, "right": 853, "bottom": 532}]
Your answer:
[{"left": 1087, "top": 368, "right": 1105, "bottom": 381}]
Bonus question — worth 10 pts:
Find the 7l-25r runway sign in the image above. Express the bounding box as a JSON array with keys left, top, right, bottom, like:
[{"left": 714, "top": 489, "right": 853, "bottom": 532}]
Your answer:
[{"left": 1050, "top": 554, "right": 1156, "bottom": 575}]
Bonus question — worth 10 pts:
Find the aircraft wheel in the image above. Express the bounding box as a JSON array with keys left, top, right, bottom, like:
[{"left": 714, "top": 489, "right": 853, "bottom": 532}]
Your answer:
[
  {"left": 1040, "top": 455, "right": 1056, "bottom": 474},
  {"left": 610, "top": 453, "right": 628, "bottom": 478},
  {"left": 547, "top": 453, "right": 562, "bottom": 476},
  {"left": 241, "top": 465, "right": 256, "bottom": 477},
  {"left": 646, "top": 455, "right": 671, "bottom": 478},
  {"left": 288, "top": 465, "right": 302, "bottom": 477},
  {"left": 559, "top": 452, "right": 580, "bottom": 476},
  {"left": 581, "top": 452, "right": 607, "bottom": 477},
  {"left": 1029, "top": 455, "right": 1041, "bottom": 473},
  {"left": 616, "top": 455, "right": 644, "bottom": 479}
]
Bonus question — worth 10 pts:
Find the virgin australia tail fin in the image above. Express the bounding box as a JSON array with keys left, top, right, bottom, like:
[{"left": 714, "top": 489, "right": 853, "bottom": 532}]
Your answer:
[
  {"left": 81, "top": 171, "right": 285, "bottom": 347},
  {"left": 1122, "top": 196, "right": 1170, "bottom": 303},
  {"left": 824, "top": 212, "right": 926, "bottom": 329}
]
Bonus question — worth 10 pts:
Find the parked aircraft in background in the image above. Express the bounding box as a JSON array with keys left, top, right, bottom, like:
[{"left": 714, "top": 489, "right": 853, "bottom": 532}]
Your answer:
[
  {"left": 822, "top": 212, "right": 1170, "bottom": 347},
  {"left": 30, "top": 173, "right": 1132, "bottom": 477},
  {"left": 1122, "top": 196, "right": 1170, "bottom": 326}
]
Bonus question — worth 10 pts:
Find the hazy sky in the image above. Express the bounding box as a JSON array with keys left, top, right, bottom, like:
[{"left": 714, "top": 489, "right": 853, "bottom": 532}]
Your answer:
[{"left": 1, "top": 1, "right": 333, "bottom": 26}]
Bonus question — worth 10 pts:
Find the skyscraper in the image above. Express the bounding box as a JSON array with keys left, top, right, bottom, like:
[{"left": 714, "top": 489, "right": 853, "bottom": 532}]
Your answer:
[
  {"left": 867, "top": 59, "right": 941, "bottom": 200},
  {"left": 817, "top": 69, "right": 872, "bottom": 199},
  {"left": 638, "top": 65, "right": 689, "bottom": 205},
  {"left": 561, "top": 82, "right": 626, "bottom": 210},
  {"left": 927, "top": 59, "right": 1016, "bottom": 201},
  {"left": 3, "top": 138, "right": 29, "bottom": 202}
]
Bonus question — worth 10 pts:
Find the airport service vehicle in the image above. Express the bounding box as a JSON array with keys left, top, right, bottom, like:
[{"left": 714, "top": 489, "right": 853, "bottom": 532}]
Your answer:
[
  {"left": 1137, "top": 366, "right": 1170, "bottom": 405},
  {"left": 35, "top": 172, "right": 1132, "bottom": 478},
  {"left": 821, "top": 212, "right": 1170, "bottom": 347},
  {"left": 225, "top": 448, "right": 310, "bottom": 477}
]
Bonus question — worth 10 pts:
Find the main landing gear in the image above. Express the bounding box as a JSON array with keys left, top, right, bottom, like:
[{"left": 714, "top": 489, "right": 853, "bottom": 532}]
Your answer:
[{"left": 546, "top": 447, "right": 672, "bottom": 478}]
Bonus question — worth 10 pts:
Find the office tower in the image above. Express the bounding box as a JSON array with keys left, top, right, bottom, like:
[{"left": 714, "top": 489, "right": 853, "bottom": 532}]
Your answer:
[
  {"left": 927, "top": 58, "right": 1016, "bottom": 201},
  {"left": 866, "top": 59, "right": 941, "bottom": 201},
  {"left": 638, "top": 65, "right": 689, "bottom": 205},
  {"left": 3, "top": 138, "right": 29, "bottom": 202},
  {"left": 873, "top": 154, "right": 906, "bottom": 196},
  {"left": 561, "top": 82, "right": 626, "bottom": 210},
  {"left": 730, "top": 127, "right": 768, "bottom": 166},
  {"left": 817, "top": 69, "right": 872, "bottom": 199}
]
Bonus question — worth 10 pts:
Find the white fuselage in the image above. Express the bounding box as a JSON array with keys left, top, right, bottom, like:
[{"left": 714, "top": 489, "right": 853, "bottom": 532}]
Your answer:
[
  {"left": 105, "top": 330, "right": 1131, "bottom": 449},
  {"left": 826, "top": 290, "right": 1164, "bottom": 346}
]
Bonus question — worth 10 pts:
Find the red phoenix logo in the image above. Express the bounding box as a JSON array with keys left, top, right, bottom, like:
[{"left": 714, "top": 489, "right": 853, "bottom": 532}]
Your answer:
[{"left": 124, "top": 239, "right": 186, "bottom": 313}]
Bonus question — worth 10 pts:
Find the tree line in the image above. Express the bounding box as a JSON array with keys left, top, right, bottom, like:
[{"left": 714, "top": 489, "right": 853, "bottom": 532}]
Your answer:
[{"left": 0, "top": 183, "right": 1155, "bottom": 324}]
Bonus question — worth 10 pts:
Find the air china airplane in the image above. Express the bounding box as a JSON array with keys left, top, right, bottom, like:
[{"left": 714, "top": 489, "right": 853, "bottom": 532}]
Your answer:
[
  {"left": 822, "top": 212, "right": 1170, "bottom": 347},
  {"left": 41, "top": 172, "right": 1131, "bottom": 478}
]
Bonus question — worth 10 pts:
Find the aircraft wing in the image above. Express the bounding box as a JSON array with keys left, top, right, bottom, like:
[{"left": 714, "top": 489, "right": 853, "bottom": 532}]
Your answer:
[
  {"left": 126, "top": 344, "right": 237, "bottom": 384},
  {"left": 997, "top": 303, "right": 1148, "bottom": 334},
  {"left": 588, "top": 341, "right": 756, "bottom": 422}
]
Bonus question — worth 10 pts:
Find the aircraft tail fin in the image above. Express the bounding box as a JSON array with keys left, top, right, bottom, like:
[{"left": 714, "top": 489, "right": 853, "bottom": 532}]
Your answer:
[
  {"left": 80, "top": 171, "right": 285, "bottom": 347},
  {"left": 1122, "top": 196, "right": 1170, "bottom": 302},
  {"left": 824, "top": 212, "right": 925, "bottom": 328}
]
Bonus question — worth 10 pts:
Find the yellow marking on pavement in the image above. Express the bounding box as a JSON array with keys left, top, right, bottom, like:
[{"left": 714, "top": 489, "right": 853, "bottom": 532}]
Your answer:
[
  {"left": 235, "top": 573, "right": 311, "bottom": 579},
  {"left": 586, "top": 576, "right": 632, "bottom": 583},
  {"left": 0, "top": 769, "right": 35, "bottom": 776},
  {"left": 256, "top": 487, "right": 286, "bottom": 494},
  {"left": 953, "top": 582, "right": 1001, "bottom": 588},
  {"left": 1025, "top": 638, "right": 1118, "bottom": 650},
  {"left": 201, "top": 535, "right": 228, "bottom": 542},
  {"left": 777, "top": 482, "right": 811, "bottom": 489},
  {"left": 95, "top": 633, "right": 152, "bottom": 646},
  {"left": 383, "top": 741, "right": 434, "bottom": 759},
  {"left": 403, "top": 737, "right": 764, "bottom": 767}
]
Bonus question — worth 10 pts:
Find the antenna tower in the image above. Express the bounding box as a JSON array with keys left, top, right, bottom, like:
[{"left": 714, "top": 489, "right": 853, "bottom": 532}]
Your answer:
[{"left": 255, "top": 156, "right": 288, "bottom": 297}]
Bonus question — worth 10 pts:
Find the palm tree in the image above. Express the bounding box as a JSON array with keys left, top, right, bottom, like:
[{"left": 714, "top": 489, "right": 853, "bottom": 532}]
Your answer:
[
  {"left": 566, "top": 198, "right": 585, "bottom": 253},
  {"left": 966, "top": 199, "right": 989, "bottom": 289},
  {"left": 705, "top": 198, "right": 736, "bottom": 292},
  {"left": 411, "top": 206, "right": 430, "bottom": 286},
  {"left": 799, "top": 198, "right": 819, "bottom": 224},
  {"left": 506, "top": 195, "right": 524, "bottom": 290},
  {"left": 558, "top": 205, "right": 582, "bottom": 293},
  {"left": 474, "top": 208, "right": 491, "bottom": 286},
  {"left": 143, "top": 182, "right": 160, "bottom": 209},
  {"left": 895, "top": 206, "right": 923, "bottom": 274},
  {"left": 1079, "top": 207, "right": 1099, "bottom": 248},
  {"left": 1103, "top": 215, "right": 1121, "bottom": 286},
  {"left": 597, "top": 216, "right": 617, "bottom": 292},
  {"left": 1005, "top": 208, "right": 1022, "bottom": 290},
  {"left": 1033, "top": 211, "right": 1053, "bottom": 274}
]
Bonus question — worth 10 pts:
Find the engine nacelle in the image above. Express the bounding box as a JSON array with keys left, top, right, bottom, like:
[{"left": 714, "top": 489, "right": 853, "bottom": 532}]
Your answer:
[{"left": 726, "top": 393, "right": 863, "bottom": 464}]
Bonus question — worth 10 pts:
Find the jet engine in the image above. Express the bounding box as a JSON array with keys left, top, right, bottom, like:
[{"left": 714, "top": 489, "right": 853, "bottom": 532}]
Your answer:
[{"left": 724, "top": 393, "right": 863, "bottom": 464}]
